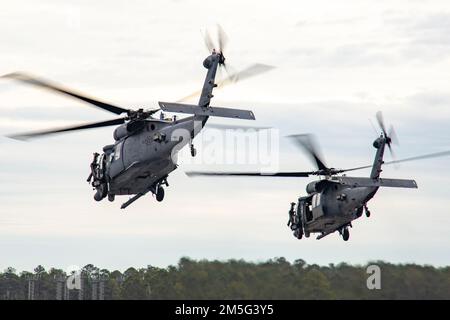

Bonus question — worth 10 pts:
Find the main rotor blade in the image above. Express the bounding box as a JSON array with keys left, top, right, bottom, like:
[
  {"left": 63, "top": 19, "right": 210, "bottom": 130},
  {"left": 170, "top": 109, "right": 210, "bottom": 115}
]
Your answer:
[
  {"left": 338, "top": 164, "right": 373, "bottom": 173},
  {"left": 287, "top": 134, "right": 329, "bottom": 171},
  {"left": 186, "top": 171, "right": 311, "bottom": 177},
  {"left": 7, "top": 118, "right": 126, "bottom": 141},
  {"left": 176, "top": 63, "right": 275, "bottom": 103},
  {"left": 2, "top": 72, "right": 129, "bottom": 115},
  {"left": 339, "top": 150, "right": 450, "bottom": 173},
  {"left": 206, "top": 123, "right": 271, "bottom": 130},
  {"left": 218, "top": 63, "right": 275, "bottom": 87},
  {"left": 383, "top": 150, "right": 450, "bottom": 166}
]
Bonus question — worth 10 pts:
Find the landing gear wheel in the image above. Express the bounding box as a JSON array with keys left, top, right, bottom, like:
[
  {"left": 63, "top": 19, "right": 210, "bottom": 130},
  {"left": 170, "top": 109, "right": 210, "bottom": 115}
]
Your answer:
[
  {"left": 190, "top": 145, "right": 197, "bottom": 157},
  {"left": 156, "top": 186, "right": 165, "bottom": 202},
  {"left": 342, "top": 228, "right": 350, "bottom": 241},
  {"left": 364, "top": 205, "right": 370, "bottom": 217},
  {"left": 108, "top": 194, "right": 115, "bottom": 202},
  {"left": 94, "top": 191, "right": 103, "bottom": 202},
  {"left": 94, "top": 184, "right": 107, "bottom": 202},
  {"left": 294, "top": 229, "right": 303, "bottom": 239}
]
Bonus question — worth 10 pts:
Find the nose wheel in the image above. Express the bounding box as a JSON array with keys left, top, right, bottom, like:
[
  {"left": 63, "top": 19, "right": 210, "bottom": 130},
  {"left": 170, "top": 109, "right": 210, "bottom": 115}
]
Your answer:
[
  {"left": 294, "top": 228, "right": 303, "bottom": 239},
  {"left": 340, "top": 225, "right": 351, "bottom": 241},
  {"left": 93, "top": 183, "right": 107, "bottom": 201},
  {"left": 190, "top": 143, "right": 197, "bottom": 157},
  {"left": 156, "top": 186, "right": 165, "bottom": 202},
  {"left": 154, "top": 178, "right": 168, "bottom": 202},
  {"left": 342, "top": 228, "right": 350, "bottom": 241},
  {"left": 364, "top": 205, "right": 371, "bottom": 217}
]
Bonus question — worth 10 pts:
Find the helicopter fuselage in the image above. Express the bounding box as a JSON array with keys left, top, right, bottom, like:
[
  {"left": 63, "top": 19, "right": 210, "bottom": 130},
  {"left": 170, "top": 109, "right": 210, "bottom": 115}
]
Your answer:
[
  {"left": 105, "top": 116, "right": 197, "bottom": 195},
  {"left": 86, "top": 49, "right": 257, "bottom": 208},
  {"left": 288, "top": 133, "right": 417, "bottom": 241},
  {"left": 5, "top": 45, "right": 263, "bottom": 209},
  {"left": 292, "top": 179, "right": 378, "bottom": 240}
]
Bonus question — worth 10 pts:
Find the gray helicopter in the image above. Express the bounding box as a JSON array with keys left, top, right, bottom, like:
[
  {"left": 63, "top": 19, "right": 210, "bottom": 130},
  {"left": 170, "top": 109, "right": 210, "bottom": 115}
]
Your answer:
[
  {"left": 187, "top": 112, "right": 450, "bottom": 241},
  {"left": 3, "top": 27, "right": 274, "bottom": 209}
]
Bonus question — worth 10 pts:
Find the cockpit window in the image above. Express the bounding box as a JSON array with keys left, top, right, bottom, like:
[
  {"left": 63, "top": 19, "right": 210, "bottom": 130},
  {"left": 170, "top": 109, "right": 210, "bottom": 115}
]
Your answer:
[
  {"left": 312, "top": 193, "right": 321, "bottom": 208},
  {"left": 114, "top": 142, "right": 123, "bottom": 161}
]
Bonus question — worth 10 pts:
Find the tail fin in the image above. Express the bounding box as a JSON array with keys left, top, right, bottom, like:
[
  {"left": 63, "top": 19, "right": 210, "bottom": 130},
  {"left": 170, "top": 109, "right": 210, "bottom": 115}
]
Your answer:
[
  {"left": 158, "top": 102, "right": 255, "bottom": 120},
  {"left": 333, "top": 176, "right": 417, "bottom": 189}
]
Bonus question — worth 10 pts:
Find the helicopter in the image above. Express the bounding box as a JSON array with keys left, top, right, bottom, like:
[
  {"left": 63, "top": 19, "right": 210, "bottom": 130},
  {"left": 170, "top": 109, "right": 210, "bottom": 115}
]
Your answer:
[
  {"left": 186, "top": 112, "right": 450, "bottom": 241},
  {"left": 2, "top": 26, "right": 274, "bottom": 209}
]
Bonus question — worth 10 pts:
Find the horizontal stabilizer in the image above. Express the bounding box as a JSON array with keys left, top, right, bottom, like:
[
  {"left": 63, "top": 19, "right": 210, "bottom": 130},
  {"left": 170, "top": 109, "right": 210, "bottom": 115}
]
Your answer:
[
  {"left": 158, "top": 102, "right": 255, "bottom": 120},
  {"left": 332, "top": 176, "right": 418, "bottom": 189}
]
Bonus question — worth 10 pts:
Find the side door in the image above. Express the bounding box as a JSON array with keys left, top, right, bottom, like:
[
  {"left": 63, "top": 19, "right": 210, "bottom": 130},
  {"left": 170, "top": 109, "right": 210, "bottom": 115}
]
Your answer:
[
  {"left": 298, "top": 195, "right": 314, "bottom": 224},
  {"left": 108, "top": 141, "right": 125, "bottom": 178},
  {"left": 311, "top": 193, "right": 325, "bottom": 219}
]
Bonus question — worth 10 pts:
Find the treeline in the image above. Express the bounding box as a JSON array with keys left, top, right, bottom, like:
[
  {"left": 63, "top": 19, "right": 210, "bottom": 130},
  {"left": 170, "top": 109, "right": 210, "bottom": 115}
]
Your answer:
[{"left": 1, "top": 258, "right": 449, "bottom": 300}]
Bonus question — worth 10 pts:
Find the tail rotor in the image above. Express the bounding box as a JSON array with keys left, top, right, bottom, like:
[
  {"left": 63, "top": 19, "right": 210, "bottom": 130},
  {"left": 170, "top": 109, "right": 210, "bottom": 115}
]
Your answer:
[
  {"left": 202, "top": 25, "right": 234, "bottom": 78},
  {"left": 376, "top": 111, "right": 398, "bottom": 160}
]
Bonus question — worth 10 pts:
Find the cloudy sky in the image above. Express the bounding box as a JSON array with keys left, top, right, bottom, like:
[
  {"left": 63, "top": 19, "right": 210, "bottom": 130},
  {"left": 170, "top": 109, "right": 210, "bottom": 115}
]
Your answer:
[{"left": 1, "top": 0, "right": 450, "bottom": 272}]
